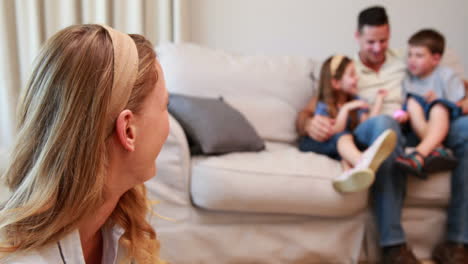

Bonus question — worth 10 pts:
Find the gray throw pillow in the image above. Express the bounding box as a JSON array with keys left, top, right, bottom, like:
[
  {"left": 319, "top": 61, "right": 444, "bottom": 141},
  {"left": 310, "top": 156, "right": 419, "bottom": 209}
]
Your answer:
[{"left": 168, "top": 94, "right": 265, "bottom": 155}]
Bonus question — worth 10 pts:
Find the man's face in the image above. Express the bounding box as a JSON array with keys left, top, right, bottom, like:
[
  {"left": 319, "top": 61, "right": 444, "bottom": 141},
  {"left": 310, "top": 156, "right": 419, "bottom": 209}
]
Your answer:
[
  {"left": 407, "top": 45, "right": 440, "bottom": 78},
  {"left": 356, "top": 24, "right": 390, "bottom": 66}
]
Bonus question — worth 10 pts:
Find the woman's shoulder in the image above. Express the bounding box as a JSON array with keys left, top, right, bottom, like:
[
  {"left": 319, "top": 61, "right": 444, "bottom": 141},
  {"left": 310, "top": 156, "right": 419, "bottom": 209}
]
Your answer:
[
  {"left": 2, "top": 242, "right": 62, "bottom": 263},
  {"left": 2, "top": 250, "right": 50, "bottom": 264}
]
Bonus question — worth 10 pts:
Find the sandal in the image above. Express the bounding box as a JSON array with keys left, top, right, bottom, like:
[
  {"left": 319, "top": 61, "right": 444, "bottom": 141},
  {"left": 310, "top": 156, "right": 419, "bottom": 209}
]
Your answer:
[
  {"left": 424, "top": 147, "right": 458, "bottom": 173},
  {"left": 395, "top": 151, "right": 427, "bottom": 179}
]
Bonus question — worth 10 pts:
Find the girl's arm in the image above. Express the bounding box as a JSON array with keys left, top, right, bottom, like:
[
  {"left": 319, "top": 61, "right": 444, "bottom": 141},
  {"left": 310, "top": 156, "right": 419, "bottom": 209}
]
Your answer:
[
  {"left": 333, "top": 105, "right": 350, "bottom": 133},
  {"left": 333, "top": 100, "right": 368, "bottom": 133},
  {"left": 368, "top": 89, "right": 388, "bottom": 118}
]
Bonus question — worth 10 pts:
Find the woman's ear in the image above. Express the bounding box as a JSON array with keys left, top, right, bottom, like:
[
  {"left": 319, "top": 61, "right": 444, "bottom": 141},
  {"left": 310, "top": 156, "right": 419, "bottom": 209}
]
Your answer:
[
  {"left": 331, "top": 78, "right": 341, "bottom": 90},
  {"left": 115, "top": 109, "right": 136, "bottom": 152}
]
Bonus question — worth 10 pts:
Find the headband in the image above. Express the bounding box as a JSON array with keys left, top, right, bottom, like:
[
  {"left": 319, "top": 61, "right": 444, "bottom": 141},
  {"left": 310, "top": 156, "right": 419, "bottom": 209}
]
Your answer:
[
  {"left": 101, "top": 25, "right": 139, "bottom": 125},
  {"left": 330, "top": 55, "right": 345, "bottom": 76}
]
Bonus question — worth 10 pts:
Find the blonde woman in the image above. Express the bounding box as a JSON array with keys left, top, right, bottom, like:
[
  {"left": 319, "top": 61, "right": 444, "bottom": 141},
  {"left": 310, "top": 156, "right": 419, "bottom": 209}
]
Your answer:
[{"left": 0, "top": 24, "right": 169, "bottom": 263}]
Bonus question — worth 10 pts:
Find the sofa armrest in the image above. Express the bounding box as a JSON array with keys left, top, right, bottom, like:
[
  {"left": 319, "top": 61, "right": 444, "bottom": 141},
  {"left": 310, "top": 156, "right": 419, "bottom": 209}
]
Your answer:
[{"left": 146, "top": 114, "right": 193, "bottom": 217}]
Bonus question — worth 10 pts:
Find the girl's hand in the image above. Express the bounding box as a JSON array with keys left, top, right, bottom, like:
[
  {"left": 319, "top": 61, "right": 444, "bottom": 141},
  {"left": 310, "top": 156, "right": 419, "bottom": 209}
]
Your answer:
[
  {"left": 377, "top": 89, "right": 388, "bottom": 98},
  {"left": 344, "top": 100, "right": 369, "bottom": 111}
]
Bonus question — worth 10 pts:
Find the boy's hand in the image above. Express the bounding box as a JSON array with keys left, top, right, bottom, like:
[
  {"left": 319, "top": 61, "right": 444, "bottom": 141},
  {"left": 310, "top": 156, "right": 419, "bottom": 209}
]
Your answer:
[
  {"left": 393, "top": 109, "right": 409, "bottom": 123},
  {"left": 344, "top": 100, "right": 369, "bottom": 111},
  {"left": 395, "top": 111, "right": 409, "bottom": 123},
  {"left": 424, "top": 91, "right": 437, "bottom": 103}
]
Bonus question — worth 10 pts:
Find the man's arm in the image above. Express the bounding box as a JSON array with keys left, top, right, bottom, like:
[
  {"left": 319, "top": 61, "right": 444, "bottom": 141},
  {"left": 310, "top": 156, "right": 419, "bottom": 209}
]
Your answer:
[
  {"left": 454, "top": 79, "right": 468, "bottom": 115},
  {"left": 296, "top": 96, "right": 334, "bottom": 141},
  {"left": 457, "top": 96, "right": 468, "bottom": 115},
  {"left": 296, "top": 96, "right": 317, "bottom": 136}
]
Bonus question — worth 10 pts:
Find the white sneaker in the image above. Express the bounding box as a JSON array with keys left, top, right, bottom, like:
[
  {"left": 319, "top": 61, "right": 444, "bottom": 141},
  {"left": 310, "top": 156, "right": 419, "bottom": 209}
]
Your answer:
[
  {"left": 356, "top": 129, "right": 397, "bottom": 172},
  {"left": 333, "top": 167, "right": 375, "bottom": 193}
]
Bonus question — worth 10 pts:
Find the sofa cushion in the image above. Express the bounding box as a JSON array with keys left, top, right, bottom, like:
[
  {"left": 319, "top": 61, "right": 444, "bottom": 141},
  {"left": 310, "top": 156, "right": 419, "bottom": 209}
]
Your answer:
[
  {"left": 403, "top": 147, "right": 451, "bottom": 207},
  {"left": 157, "top": 43, "right": 318, "bottom": 143},
  {"left": 189, "top": 141, "right": 451, "bottom": 216},
  {"left": 168, "top": 94, "right": 265, "bottom": 155},
  {"left": 405, "top": 171, "right": 450, "bottom": 207},
  {"left": 222, "top": 94, "right": 298, "bottom": 145},
  {"left": 190, "top": 142, "right": 369, "bottom": 217}
]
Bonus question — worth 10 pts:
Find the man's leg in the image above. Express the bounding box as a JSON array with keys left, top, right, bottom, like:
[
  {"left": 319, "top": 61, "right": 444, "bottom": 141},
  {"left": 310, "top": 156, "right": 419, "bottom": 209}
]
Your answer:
[
  {"left": 444, "top": 115, "right": 468, "bottom": 244},
  {"left": 431, "top": 116, "right": 468, "bottom": 263},
  {"left": 353, "top": 115, "right": 408, "bottom": 246}
]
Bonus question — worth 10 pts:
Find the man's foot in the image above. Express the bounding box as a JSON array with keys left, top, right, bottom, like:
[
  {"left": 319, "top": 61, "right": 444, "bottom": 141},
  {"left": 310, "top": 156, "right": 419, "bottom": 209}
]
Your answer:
[
  {"left": 381, "top": 244, "right": 420, "bottom": 264},
  {"left": 356, "top": 129, "right": 397, "bottom": 172},
  {"left": 395, "top": 151, "right": 427, "bottom": 179},
  {"left": 432, "top": 242, "right": 468, "bottom": 264},
  {"left": 332, "top": 168, "right": 374, "bottom": 193},
  {"left": 424, "top": 147, "right": 458, "bottom": 173}
]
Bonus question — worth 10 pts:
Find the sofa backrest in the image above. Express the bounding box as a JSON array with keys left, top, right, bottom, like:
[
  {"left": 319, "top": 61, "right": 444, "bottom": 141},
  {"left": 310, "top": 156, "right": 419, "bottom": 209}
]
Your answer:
[{"left": 156, "top": 43, "right": 319, "bottom": 143}]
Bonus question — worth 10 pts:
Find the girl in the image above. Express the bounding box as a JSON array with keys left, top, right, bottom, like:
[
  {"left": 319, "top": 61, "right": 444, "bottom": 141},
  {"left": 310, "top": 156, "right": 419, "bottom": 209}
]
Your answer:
[{"left": 298, "top": 55, "right": 396, "bottom": 193}]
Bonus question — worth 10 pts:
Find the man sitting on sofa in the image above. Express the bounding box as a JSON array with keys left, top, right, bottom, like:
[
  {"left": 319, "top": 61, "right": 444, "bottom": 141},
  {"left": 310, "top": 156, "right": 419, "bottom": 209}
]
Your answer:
[{"left": 297, "top": 5, "right": 468, "bottom": 264}]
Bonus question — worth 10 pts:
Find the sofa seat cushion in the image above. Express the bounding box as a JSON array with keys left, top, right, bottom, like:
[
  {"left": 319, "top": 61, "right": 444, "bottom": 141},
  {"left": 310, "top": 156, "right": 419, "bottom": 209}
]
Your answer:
[
  {"left": 405, "top": 171, "right": 450, "bottom": 207},
  {"left": 189, "top": 141, "right": 451, "bottom": 216},
  {"left": 403, "top": 147, "right": 451, "bottom": 207},
  {"left": 190, "top": 142, "right": 369, "bottom": 218}
]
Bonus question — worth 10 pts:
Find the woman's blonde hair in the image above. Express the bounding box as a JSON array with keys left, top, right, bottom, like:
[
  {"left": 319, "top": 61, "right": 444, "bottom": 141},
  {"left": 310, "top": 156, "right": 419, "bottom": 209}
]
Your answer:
[
  {"left": 318, "top": 56, "right": 359, "bottom": 130},
  {"left": 0, "top": 24, "right": 163, "bottom": 263}
]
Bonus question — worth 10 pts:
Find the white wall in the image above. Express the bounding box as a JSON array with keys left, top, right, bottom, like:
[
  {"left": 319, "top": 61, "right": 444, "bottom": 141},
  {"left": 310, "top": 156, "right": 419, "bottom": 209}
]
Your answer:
[{"left": 189, "top": 0, "right": 468, "bottom": 77}]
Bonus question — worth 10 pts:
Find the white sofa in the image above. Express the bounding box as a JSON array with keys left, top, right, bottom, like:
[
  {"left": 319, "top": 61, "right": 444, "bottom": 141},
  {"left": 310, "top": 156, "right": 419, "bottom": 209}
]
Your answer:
[{"left": 146, "top": 43, "right": 451, "bottom": 264}]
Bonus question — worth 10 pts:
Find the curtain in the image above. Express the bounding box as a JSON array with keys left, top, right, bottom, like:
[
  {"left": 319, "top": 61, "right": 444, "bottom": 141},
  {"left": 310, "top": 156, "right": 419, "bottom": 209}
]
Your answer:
[{"left": 0, "top": 0, "right": 191, "bottom": 148}]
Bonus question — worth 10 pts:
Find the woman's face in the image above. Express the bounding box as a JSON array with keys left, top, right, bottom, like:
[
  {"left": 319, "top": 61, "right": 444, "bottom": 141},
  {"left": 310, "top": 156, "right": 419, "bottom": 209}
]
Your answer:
[{"left": 133, "top": 60, "right": 170, "bottom": 183}]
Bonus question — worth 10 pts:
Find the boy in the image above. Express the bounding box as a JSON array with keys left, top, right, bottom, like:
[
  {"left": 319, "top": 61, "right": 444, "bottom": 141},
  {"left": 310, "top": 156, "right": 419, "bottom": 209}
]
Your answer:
[{"left": 395, "top": 29, "right": 465, "bottom": 179}]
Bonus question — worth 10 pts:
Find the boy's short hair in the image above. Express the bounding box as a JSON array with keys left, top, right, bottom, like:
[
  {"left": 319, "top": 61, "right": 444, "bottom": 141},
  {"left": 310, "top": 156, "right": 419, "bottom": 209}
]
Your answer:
[
  {"left": 408, "top": 29, "right": 445, "bottom": 55},
  {"left": 358, "top": 6, "right": 388, "bottom": 32}
]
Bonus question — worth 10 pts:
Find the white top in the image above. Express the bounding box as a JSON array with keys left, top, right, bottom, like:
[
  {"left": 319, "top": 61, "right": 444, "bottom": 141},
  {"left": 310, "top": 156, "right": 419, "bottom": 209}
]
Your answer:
[
  {"left": 4, "top": 225, "right": 127, "bottom": 264},
  {"left": 354, "top": 49, "right": 407, "bottom": 115}
]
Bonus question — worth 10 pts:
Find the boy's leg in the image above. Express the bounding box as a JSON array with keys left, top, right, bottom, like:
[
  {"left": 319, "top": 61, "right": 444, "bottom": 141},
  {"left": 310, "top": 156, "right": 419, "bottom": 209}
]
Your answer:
[
  {"left": 395, "top": 101, "right": 450, "bottom": 178},
  {"left": 415, "top": 103, "right": 450, "bottom": 156},
  {"left": 337, "top": 134, "right": 362, "bottom": 166},
  {"left": 353, "top": 115, "right": 408, "bottom": 246},
  {"left": 407, "top": 97, "right": 428, "bottom": 139}
]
